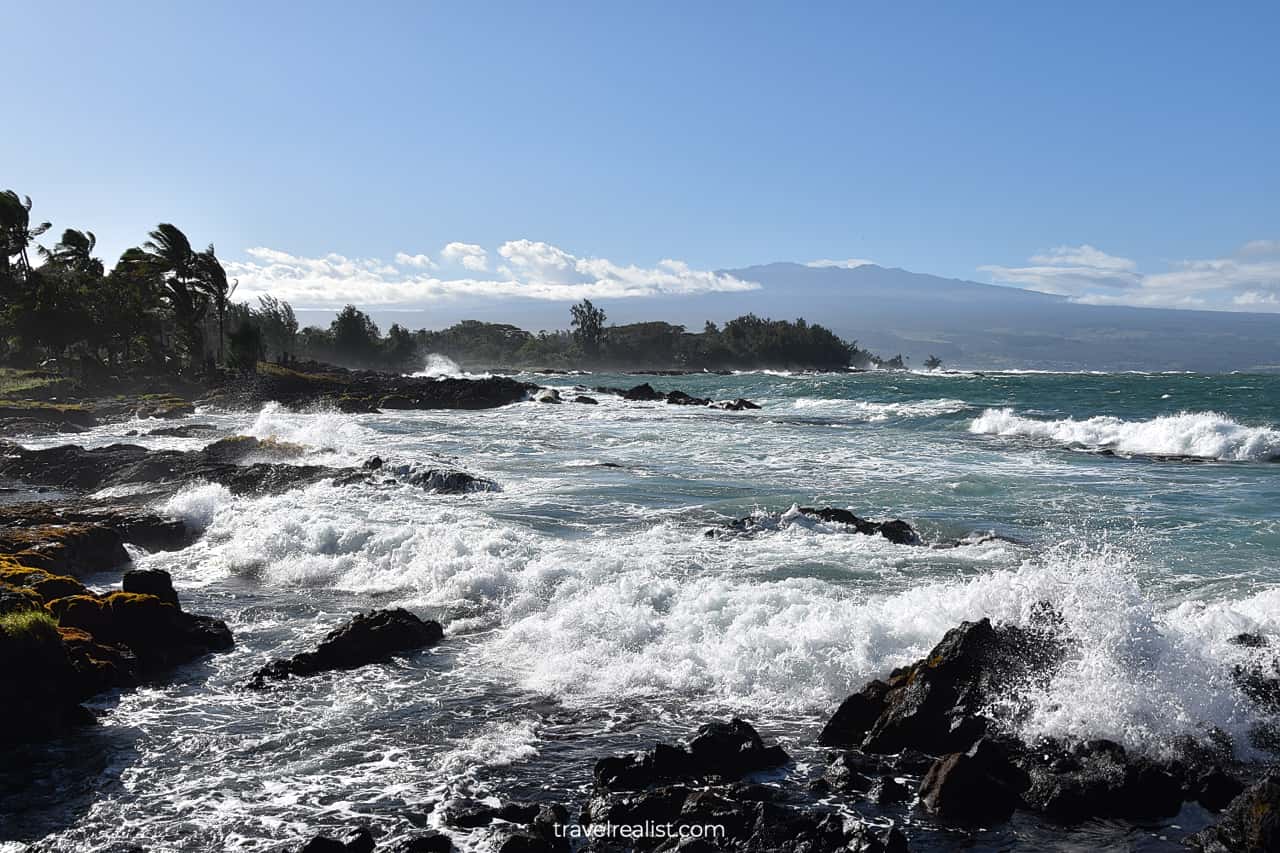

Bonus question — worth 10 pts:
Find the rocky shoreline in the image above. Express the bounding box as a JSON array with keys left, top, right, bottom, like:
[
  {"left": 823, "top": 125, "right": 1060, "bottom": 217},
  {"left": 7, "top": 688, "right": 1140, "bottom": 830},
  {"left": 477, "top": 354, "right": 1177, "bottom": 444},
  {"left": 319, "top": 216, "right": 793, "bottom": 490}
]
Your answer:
[
  {"left": 291, "top": 617, "right": 1279, "bottom": 852},
  {"left": 1, "top": 373, "right": 1276, "bottom": 852}
]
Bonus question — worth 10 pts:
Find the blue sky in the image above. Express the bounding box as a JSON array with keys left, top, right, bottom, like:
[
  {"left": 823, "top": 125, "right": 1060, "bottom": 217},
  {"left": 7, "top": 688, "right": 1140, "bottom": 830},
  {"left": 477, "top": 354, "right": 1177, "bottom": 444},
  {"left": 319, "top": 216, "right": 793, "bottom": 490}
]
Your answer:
[{"left": 6, "top": 1, "right": 1278, "bottom": 312}]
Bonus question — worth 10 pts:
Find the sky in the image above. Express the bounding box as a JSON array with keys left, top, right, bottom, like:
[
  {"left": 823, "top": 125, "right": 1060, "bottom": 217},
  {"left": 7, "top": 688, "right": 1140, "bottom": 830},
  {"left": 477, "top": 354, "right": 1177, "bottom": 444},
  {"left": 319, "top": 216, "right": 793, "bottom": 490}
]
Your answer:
[{"left": 5, "top": 1, "right": 1279, "bottom": 314}]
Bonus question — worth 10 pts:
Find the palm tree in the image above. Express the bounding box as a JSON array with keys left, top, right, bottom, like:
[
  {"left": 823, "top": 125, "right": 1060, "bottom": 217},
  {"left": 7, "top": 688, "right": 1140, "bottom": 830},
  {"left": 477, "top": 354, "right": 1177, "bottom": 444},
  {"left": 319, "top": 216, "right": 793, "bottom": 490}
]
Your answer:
[
  {"left": 0, "top": 190, "right": 51, "bottom": 285},
  {"left": 39, "top": 229, "right": 104, "bottom": 277},
  {"left": 195, "top": 245, "right": 236, "bottom": 365},
  {"left": 143, "top": 224, "right": 208, "bottom": 369}
]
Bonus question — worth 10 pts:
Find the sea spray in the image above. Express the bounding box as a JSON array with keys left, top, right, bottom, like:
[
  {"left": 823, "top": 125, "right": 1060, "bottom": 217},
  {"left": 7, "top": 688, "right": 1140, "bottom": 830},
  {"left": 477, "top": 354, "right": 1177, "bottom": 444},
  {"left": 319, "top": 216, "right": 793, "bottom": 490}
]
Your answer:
[{"left": 970, "top": 407, "right": 1280, "bottom": 461}]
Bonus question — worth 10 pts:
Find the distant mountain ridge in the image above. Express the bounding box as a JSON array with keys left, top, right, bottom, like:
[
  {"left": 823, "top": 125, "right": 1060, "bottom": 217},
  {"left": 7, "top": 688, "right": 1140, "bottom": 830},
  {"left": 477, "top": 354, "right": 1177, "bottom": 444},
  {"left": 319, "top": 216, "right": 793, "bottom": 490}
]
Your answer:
[
  {"left": 717, "top": 263, "right": 1280, "bottom": 372},
  {"left": 333, "top": 261, "right": 1280, "bottom": 372}
]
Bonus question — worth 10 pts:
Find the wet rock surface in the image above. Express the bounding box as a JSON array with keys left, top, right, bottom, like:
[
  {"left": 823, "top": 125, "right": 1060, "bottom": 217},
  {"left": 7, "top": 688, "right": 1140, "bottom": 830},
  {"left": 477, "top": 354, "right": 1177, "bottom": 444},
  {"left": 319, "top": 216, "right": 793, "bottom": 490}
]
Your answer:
[
  {"left": 713, "top": 506, "right": 922, "bottom": 546},
  {"left": 249, "top": 608, "right": 444, "bottom": 686},
  {"left": 0, "top": 438, "right": 498, "bottom": 503},
  {"left": 0, "top": 565, "right": 231, "bottom": 741},
  {"left": 593, "top": 718, "right": 790, "bottom": 791},
  {"left": 1191, "top": 773, "right": 1280, "bottom": 852},
  {"left": 203, "top": 363, "right": 534, "bottom": 412},
  {"left": 813, "top": 614, "right": 1262, "bottom": 834},
  {"left": 589, "top": 383, "right": 760, "bottom": 412}
]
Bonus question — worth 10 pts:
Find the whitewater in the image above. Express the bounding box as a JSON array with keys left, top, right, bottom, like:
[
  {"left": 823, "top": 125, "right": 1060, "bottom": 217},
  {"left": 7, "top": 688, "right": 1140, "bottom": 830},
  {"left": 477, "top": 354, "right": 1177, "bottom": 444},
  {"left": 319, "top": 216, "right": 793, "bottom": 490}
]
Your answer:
[{"left": 4, "top": 368, "right": 1279, "bottom": 851}]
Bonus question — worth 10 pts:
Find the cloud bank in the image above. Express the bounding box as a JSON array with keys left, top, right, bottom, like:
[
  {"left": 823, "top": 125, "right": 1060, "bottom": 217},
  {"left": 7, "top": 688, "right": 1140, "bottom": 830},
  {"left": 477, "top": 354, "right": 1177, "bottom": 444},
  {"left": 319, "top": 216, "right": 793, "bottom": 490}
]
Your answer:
[
  {"left": 806, "top": 258, "right": 876, "bottom": 269},
  {"left": 981, "top": 241, "right": 1280, "bottom": 311},
  {"left": 226, "top": 241, "right": 759, "bottom": 308}
]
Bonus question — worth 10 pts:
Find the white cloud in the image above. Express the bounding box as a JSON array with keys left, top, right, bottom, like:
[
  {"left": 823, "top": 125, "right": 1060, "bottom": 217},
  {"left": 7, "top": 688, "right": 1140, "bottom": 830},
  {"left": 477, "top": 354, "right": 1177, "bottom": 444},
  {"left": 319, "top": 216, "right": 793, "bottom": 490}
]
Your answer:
[
  {"left": 225, "top": 241, "right": 760, "bottom": 308},
  {"left": 394, "top": 252, "right": 435, "bottom": 269},
  {"left": 441, "top": 242, "right": 489, "bottom": 271},
  {"left": 980, "top": 241, "right": 1280, "bottom": 311},
  {"left": 806, "top": 258, "right": 876, "bottom": 269},
  {"left": 980, "top": 244, "right": 1142, "bottom": 296}
]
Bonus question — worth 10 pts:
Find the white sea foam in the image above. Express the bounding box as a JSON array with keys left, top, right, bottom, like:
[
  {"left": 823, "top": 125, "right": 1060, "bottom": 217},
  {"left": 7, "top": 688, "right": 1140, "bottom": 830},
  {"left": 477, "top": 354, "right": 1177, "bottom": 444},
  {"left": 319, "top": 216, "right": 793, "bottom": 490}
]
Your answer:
[
  {"left": 412, "top": 353, "right": 491, "bottom": 379},
  {"left": 158, "top": 476, "right": 1271, "bottom": 753},
  {"left": 160, "top": 482, "right": 235, "bottom": 531},
  {"left": 793, "top": 397, "right": 969, "bottom": 421},
  {"left": 970, "top": 408, "right": 1280, "bottom": 461},
  {"left": 245, "top": 401, "right": 375, "bottom": 461}
]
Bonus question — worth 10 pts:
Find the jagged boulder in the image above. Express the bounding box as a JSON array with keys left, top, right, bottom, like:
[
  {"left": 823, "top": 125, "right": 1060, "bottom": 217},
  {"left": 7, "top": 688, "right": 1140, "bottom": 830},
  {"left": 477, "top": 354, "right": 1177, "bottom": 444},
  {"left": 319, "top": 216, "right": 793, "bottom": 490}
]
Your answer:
[
  {"left": 1016, "top": 738, "right": 1183, "bottom": 822},
  {"left": 819, "top": 618, "right": 1062, "bottom": 755},
  {"left": 1191, "top": 774, "right": 1280, "bottom": 852},
  {"left": 249, "top": 608, "right": 443, "bottom": 686},
  {"left": 717, "top": 506, "right": 922, "bottom": 546}
]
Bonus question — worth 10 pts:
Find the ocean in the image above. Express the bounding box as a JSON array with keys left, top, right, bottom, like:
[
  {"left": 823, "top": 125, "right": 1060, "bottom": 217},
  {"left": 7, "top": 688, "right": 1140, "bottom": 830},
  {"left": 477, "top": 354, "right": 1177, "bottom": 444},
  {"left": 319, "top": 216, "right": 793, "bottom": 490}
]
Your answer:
[{"left": 4, "top": 368, "right": 1279, "bottom": 851}]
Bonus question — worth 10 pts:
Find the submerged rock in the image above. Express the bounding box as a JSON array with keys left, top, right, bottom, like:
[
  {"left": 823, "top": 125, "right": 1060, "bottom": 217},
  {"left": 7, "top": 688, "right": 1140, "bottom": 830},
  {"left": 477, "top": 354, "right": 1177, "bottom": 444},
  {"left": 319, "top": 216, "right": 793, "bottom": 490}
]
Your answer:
[
  {"left": 716, "top": 506, "right": 922, "bottom": 546},
  {"left": 533, "top": 388, "right": 562, "bottom": 404},
  {"left": 249, "top": 608, "right": 443, "bottom": 686},
  {"left": 145, "top": 423, "right": 218, "bottom": 437},
  {"left": 709, "top": 398, "right": 761, "bottom": 411},
  {"left": 666, "top": 390, "right": 710, "bottom": 406},
  {"left": 372, "top": 463, "right": 499, "bottom": 494}
]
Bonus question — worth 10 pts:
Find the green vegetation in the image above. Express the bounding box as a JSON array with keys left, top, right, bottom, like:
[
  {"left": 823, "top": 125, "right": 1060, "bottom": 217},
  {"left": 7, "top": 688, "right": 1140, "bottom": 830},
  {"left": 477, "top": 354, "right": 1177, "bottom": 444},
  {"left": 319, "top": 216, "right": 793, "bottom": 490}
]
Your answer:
[
  {"left": 0, "top": 367, "right": 65, "bottom": 397},
  {"left": 0, "top": 609, "right": 61, "bottom": 646},
  {"left": 2, "top": 188, "right": 907, "bottom": 376}
]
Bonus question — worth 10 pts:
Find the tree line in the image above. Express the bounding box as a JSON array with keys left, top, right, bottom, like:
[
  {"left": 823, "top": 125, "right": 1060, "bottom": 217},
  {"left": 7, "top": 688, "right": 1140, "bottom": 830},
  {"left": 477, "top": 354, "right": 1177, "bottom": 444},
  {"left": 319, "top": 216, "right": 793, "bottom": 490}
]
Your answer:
[{"left": 1, "top": 189, "right": 915, "bottom": 376}]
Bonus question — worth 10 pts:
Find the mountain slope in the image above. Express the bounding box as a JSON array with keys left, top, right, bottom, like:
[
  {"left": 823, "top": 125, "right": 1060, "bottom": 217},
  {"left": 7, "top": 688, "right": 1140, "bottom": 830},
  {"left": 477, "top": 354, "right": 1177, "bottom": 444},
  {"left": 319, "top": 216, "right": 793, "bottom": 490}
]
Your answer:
[{"left": 717, "top": 263, "right": 1280, "bottom": 371}]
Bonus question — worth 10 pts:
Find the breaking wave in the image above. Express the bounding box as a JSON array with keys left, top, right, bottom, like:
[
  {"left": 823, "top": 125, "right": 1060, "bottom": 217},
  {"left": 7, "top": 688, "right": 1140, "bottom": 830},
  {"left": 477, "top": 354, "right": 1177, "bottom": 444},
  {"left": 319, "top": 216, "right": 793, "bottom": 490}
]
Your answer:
[{"left": 969, "top": 408, "right": 1280, "bottom": 461}]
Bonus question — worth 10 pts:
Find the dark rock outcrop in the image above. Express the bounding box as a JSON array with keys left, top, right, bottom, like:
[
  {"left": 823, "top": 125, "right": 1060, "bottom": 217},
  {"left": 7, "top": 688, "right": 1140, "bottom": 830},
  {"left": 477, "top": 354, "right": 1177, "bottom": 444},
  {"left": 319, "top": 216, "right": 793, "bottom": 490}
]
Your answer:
[
  {"left": 122, "top": 568, "right": 179, "bottom": 607},
  {"left": 1, "top": 566, "right": 230, "bottom": 741},
  {"left": 593, "top": 718, "right": 789, "bottom": 791},
  {"left": 819, "top": 618, "right": 1062, "bottom": 755},
  {"left": 1016, "top": 738, "right": 1184, "bottom": 822},
  {"left": 0, "top": 499, "right": 194, "bottom": 555},
  {"left": 204, "top": 363, "right": 533, "bottom": 412},
  {"left": 48, "top": 589, "right": 233, "bottom": 671},
  {"left": 386, "top": 832, "right": 452, "bottom": 853},
  {"left": 717, "top": 506, "right": 921, "bottom": 546},
  {"left": 370, "top": 463, "right": 498, "bottom": 494},
  {"left": 918, "top": 738, "right": 1024, "bottom": 822},
  {"left": 296, "top": 828, "right": 375, "bottom": 853},
  {"left": 1191, "top": 774, "right": 1280, "bottom": 852},
  {"left": 0, "top": 439, "right": 497, "bottom": 502},
  {"left": 709, "top": 399, "right": 761, "bottom": 411},
  {"left": 622, "top": 383, "right": 665, "bottom": 402},
  {"left": 0, "top": 438, "right": 340, "bottom": 496},
  {"left": 249, "top": 608, "right": 443, "bottom": 686}
]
